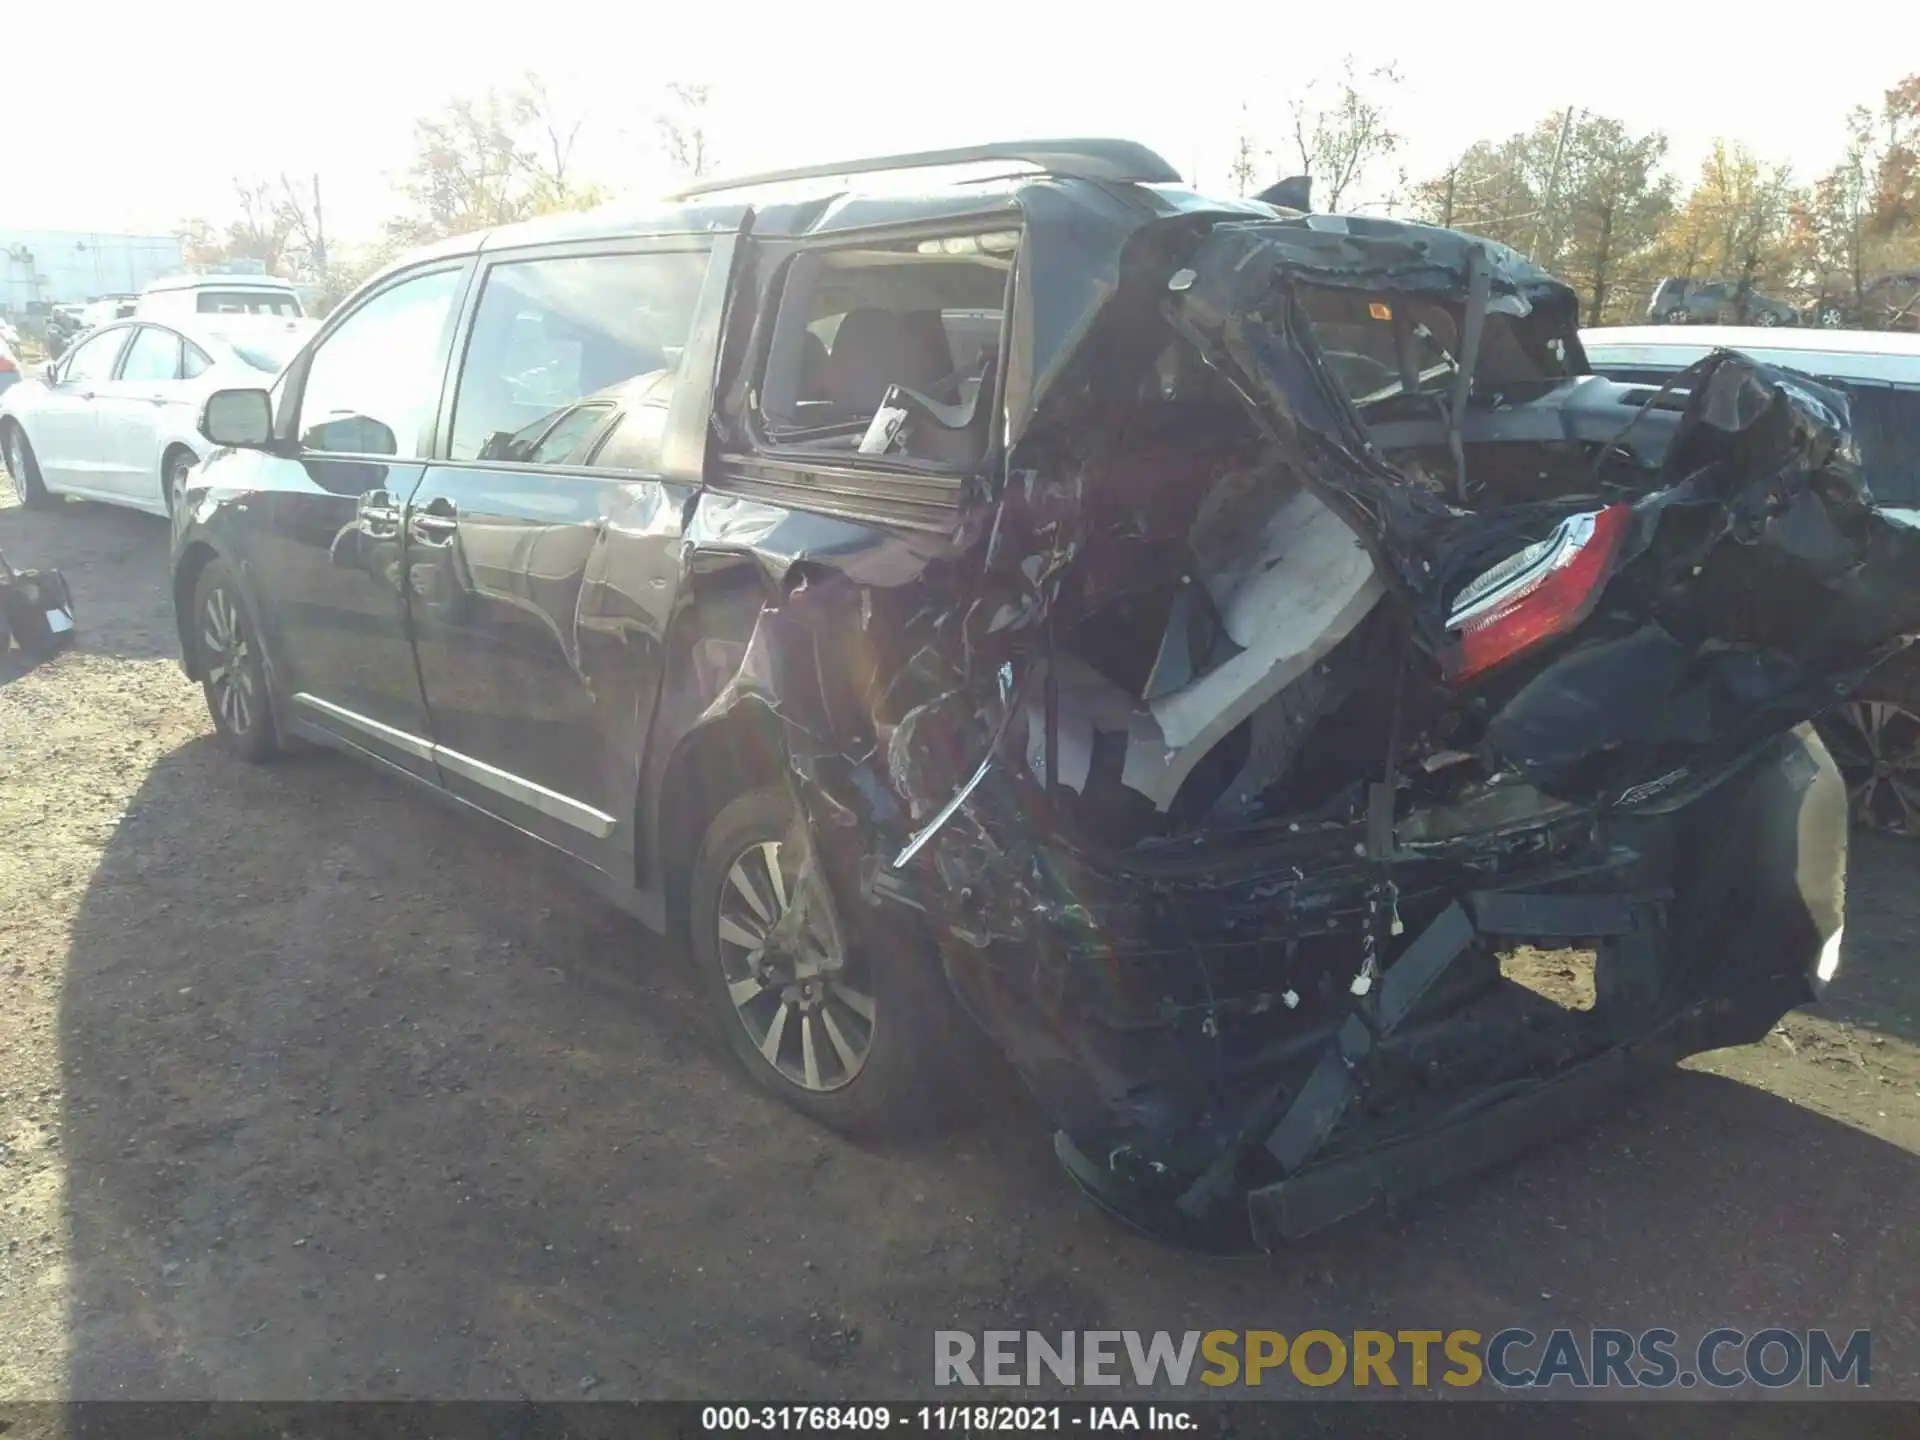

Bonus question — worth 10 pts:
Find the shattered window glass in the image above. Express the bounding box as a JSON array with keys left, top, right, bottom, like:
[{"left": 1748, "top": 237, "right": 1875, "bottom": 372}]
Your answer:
[
  {"left": 1296, "top": 282, "right": 1570, "bottom": 410},
  {"left": 759, "top": 234, "right": 1011, "bottom": 464},
  {"left": 1295, "top": 286, "right": 1457, "bottom": 402}
]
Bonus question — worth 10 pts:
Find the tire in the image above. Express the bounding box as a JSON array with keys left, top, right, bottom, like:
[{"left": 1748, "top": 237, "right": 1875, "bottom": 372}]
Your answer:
[
  {"left": 191, "top": 559, "right": 280, "bottom": 762},
  {"left": 1666, "top": 308, "right": 1692, "bottom": 326},
  {"left": 1815, "top": 659, "right": 1920, "bottom": 836},
  {"left": 163, "top": 446, "right": 197, "bottom": 518},
  {"left": 4, "top": 423, "right": 52, "bottom": 509},
  {"left": 1754, "top": 310, "right": 1781, "bottom": 327},
  {"left": 688, "top": 784, "right": 946, "bottom": 1138}
]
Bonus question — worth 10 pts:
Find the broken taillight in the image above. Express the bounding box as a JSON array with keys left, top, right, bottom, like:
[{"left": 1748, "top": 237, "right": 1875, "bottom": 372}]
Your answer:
[{"left": 1445, "top": 504, "right": 1632, "bottom": 682}]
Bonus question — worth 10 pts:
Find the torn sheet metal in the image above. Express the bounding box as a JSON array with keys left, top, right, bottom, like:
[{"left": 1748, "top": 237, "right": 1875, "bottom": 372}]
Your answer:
[{"left": 683, "top": 208, "right": 1892, "bottom": 1253}]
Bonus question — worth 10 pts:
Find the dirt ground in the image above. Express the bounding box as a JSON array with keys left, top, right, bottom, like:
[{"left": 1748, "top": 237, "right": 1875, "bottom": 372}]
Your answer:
[{"left": 2, "top": 493, "right": 1919, "bottom": 1409}]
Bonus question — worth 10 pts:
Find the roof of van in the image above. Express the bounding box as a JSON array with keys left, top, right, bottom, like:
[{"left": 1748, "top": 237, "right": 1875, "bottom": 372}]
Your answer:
[
  {"left": 141, "top": 274, "right": 299, "bottom": 294},
  {"left": 1581, "top": 325, "right": 1920, "bottom": 385}
]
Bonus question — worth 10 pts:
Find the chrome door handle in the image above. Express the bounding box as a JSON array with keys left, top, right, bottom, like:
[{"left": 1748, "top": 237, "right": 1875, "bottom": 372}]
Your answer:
[
  {"left": 358, "top": 488, "right": 400, "bottom": 528},
  {"left": 409, "top": 511, "right": 459, "bottom": 542},
  {"left": 78, "top": 390, "right": 94, "bottom": 400},
  {"left": 148, "top": 394, "right": 168, "bottom": 406}
]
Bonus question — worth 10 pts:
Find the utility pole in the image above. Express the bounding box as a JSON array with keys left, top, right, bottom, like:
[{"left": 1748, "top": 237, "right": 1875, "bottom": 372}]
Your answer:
[
  {"left": 1441, "top": 165, "right": 1457, "bottom": 229},
  {"left": 1531, "top": 105, "right": 1578, "bottom": 262},
  {"left": 311, "top": 174, "right": 328, "bottom": 275}
]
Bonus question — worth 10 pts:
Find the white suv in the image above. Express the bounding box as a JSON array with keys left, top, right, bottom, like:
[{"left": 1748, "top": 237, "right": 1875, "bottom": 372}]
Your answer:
[{"left": 136, "top": 275, "right": 304, "bottom": 322}]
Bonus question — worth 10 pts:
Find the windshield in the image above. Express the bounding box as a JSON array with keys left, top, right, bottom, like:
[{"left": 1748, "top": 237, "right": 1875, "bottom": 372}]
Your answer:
[{"left": 196, "top": 291, "right": 303, "bottom": 317}]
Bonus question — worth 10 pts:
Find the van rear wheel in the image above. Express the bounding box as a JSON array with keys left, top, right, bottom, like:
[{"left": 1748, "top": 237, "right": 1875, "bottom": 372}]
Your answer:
[
  {"left": 1817, "top": 665, "right": 1920, "bottom": 836},
  {"left": 688, "top": 785, "right": 946, "bottom": 1137}
]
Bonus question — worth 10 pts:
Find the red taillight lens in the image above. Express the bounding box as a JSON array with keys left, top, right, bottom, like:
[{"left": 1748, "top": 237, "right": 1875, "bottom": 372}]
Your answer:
[
  {"left": 1446, "top": 504, "right": 1632, "bottom": 683},
  {"left": 0, "top": 354, "right": 16, "bottom": 373}
]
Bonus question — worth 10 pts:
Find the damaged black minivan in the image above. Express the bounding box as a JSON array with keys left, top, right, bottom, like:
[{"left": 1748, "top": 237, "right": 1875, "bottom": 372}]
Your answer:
[{"left": 173, "top": 139, "right": 1920, "bottom": 1250}]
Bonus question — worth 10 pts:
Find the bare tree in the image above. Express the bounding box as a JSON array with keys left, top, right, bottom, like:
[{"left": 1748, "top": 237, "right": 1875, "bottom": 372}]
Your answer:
[
  {"left": 388, "top": 78, "right": 607, "bottom": 246},
  {"left": 657, "top": 83, "right": 715, "bottom": 180},
  {"left": 227, "top": 177, "right": 297, "bottom": 272},
  {"left": 1288, "top": 57, "right": 1401, "bottom": 212},
  {"left": 1226, "top": 105, "right": 1263, "bottom": 198}
]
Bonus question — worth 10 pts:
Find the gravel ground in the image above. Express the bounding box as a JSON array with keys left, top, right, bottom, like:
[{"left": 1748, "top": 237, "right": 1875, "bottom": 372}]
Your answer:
[{"left": 2, "top": 493, "right": 1919, "bottom": 1411}]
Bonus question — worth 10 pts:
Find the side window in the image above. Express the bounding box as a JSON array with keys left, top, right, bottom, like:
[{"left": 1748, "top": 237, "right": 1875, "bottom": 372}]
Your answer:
[
  {"left": 1842, "top": 384, "right": 1920, "bottom": 506},
  {"left": 298, "top": 268, "right": 462, "bottom": 457},
  {"left": 63, "top": 328, "right": 129, "bottom": 384},
  {"left": 119, "top": 326, "right": 182, "bottom": 383},
  {"left": 182, "top": 342, "right": 212, "bottom": 379},
  {"left": 448, "top": 250, "right": 709, "bottom": 464},
  {"left": 757, "top": 231, "right": 1014, "bottom": 467}
]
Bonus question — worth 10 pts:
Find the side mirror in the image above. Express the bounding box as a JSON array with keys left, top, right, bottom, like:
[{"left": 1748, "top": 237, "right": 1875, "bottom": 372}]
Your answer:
[{"left": 200, "top": 387, "right": 274, "bottom": 448}]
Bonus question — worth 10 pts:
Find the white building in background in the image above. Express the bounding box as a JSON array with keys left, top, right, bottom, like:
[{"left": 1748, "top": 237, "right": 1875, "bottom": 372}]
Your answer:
[{"left": 0, "top": 229, "right": 185, "bottom": 313}]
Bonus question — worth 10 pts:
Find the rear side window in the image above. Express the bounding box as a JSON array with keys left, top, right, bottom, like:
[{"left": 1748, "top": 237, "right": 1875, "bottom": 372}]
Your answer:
[
  {"left": 448, "top": 250, "right": 709, "bottom": 465},
  {"left": 182, "top": 342, "right": 212, "bottom": 379},
  {"left": 195, "top": 291, "right": 302, "bottom": 316},
  {"left": 1844, "top": 385, "right": 1920, "bottom": 506},
  {"left": 757, "top": 232, "right": 1014, "bottom": 467},
  {"left": 119, "top": 326, "right": 182, "bottom": 382}
]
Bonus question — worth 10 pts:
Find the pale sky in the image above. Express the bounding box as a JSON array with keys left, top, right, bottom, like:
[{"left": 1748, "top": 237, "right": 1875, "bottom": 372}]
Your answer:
[{"left": 7, "top": 0, "right": 1914, "bottom": 242}]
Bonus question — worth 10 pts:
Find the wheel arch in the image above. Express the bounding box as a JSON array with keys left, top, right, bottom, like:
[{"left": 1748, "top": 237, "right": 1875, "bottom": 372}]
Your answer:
[
  {"left": 160, "top": 440, "right": 200, "bottom": 512},
  {"left": 173, "top": 540, "right": 223, "bottom": 680},
  {"left": 636, "top": 554, "right": 796, "bottom": 935},
  {"left": 654, "top": 698, "right": 791, "bottom": 937}
]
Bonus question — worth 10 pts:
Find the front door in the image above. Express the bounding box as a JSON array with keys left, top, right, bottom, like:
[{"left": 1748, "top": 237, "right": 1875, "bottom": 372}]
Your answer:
[
  {"left": 34, "top": 326, "right": 129, "bottom": 491},
  {"left": 406, "top": 242, "right": 722, "bottom": 865},
  {"left": 249, "top": 264, "right": 469, "bottom": 779},
  {"left": 94, "top": 323, "right": 184, "bottom": 504}
]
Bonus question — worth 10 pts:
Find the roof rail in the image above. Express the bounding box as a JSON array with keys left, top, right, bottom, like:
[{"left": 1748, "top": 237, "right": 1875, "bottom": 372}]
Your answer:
[{"left": 666, "top": 138, "right": 1182, "bottom": 201}]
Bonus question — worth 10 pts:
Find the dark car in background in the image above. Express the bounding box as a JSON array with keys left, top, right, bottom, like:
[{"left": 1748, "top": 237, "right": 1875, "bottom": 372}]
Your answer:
[
  {"left": 167, "top": 138, "right": 1918, "bottom": 1249},
  {"left": 1648, "top": 276, "right": 1801, "bottom": 326},
  {"left": 1816, "top": 271, "right": 1920, "bottom": 331}
]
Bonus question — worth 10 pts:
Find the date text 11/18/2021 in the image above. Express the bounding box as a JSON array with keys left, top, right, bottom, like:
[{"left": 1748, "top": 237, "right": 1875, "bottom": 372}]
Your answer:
[{"left": 700, "top": 1405, "right": 1195, "bottom": 1432}]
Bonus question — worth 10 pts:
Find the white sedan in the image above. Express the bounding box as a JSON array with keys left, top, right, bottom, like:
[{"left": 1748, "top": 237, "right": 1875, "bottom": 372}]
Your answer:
[{"left": 1, "top": 315, "right": 314, "bottom": 517}]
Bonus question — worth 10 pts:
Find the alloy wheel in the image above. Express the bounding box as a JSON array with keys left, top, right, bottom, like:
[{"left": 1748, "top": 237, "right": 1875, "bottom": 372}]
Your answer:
[
  {"left": 1819, "top": 700, "right": 1920, "bottom": 835},
  {"left": 714, "top": 834, "right": 875, "bottom": 1092},
  {"left": 201, "top": 585, "right": 258, "bottom": 737}
]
